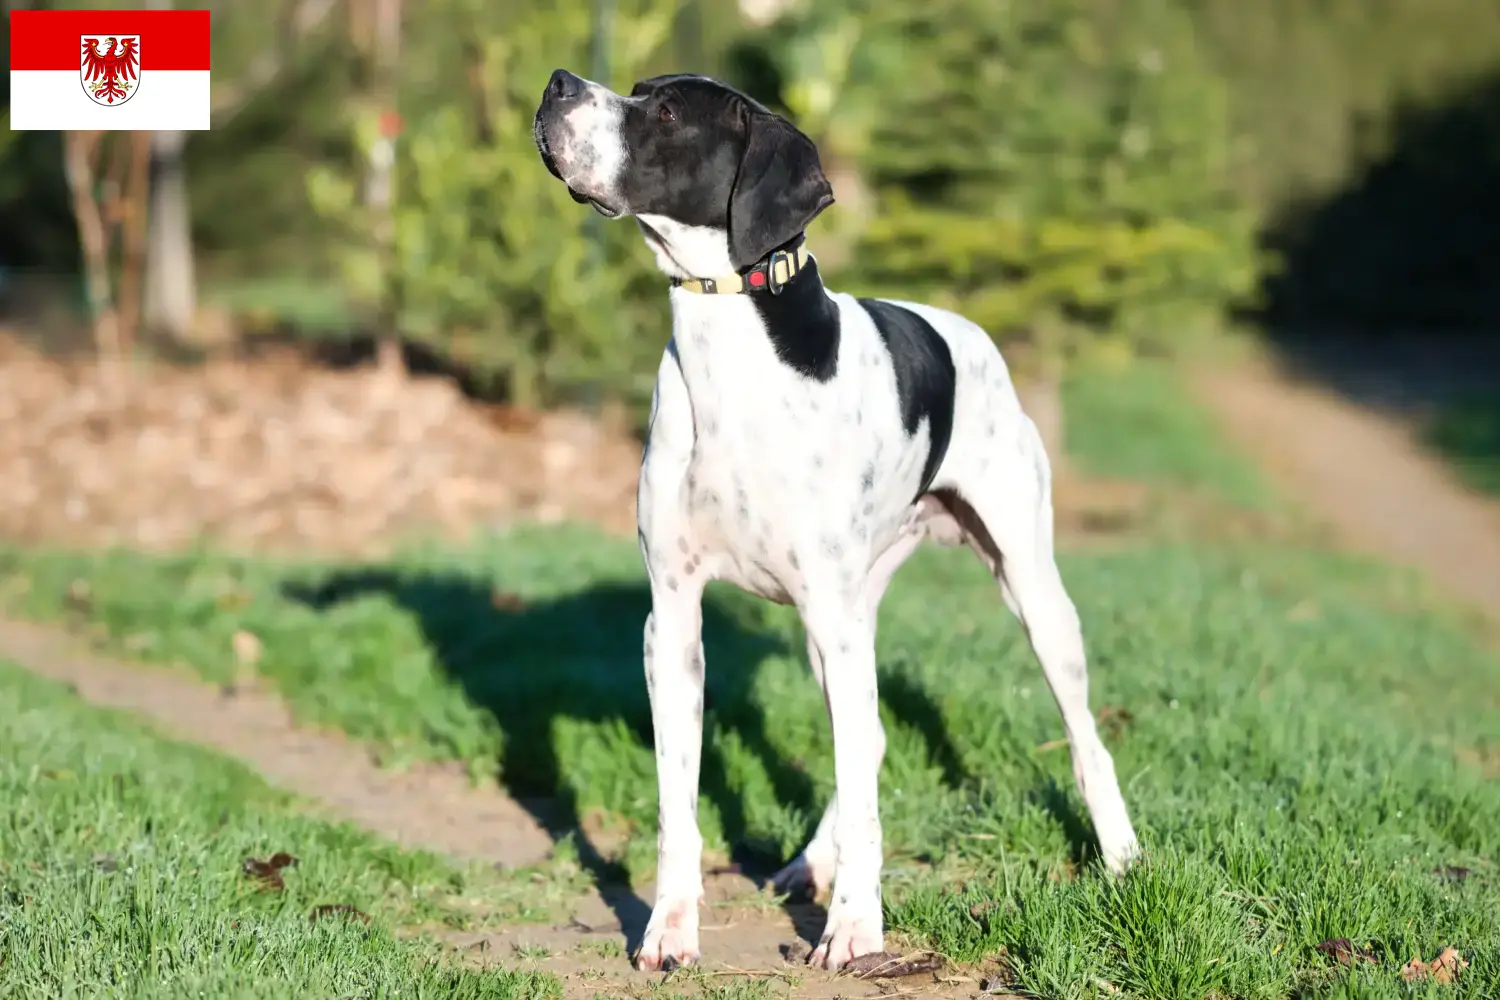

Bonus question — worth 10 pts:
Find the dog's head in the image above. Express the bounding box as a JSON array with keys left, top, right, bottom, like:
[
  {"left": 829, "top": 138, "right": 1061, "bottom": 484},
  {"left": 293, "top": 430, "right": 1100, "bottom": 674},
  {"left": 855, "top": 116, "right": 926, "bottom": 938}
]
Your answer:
[{"left": 533, "top": 70, "right": 834, "bottom": 276}]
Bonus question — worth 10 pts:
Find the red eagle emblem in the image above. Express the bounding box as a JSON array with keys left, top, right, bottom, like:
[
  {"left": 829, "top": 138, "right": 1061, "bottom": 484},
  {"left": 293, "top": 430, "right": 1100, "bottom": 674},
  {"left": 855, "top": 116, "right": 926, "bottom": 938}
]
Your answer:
[{"left": 80, "top": 35, "right": 141, "bottom": 106}]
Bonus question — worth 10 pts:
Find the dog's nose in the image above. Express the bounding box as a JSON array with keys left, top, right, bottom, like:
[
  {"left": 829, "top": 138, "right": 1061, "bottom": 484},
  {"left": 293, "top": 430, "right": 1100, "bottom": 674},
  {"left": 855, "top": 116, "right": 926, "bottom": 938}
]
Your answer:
[{"left": 547, "top": 69, "right": 584, "bottom": 103}]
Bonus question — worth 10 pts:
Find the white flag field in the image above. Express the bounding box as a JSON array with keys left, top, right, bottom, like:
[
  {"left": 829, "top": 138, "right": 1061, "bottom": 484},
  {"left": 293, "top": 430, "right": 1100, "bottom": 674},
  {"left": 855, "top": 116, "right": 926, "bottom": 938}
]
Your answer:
[{"left": 8, "top": 8, "right": 211, "bottom": 130}]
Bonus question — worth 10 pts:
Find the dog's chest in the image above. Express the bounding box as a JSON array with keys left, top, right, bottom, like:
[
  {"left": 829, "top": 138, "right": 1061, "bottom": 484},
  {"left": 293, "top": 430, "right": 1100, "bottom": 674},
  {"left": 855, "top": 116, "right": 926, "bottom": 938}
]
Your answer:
[{"left": 666, "top": 297, "right": 924, "bottom": 599}]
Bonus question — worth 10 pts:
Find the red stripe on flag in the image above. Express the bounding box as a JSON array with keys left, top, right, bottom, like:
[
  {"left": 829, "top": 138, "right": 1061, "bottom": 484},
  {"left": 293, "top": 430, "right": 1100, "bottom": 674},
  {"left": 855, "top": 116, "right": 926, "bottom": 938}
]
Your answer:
[{"left": 9, "top": 9, "right": 211, "bottom": 72}]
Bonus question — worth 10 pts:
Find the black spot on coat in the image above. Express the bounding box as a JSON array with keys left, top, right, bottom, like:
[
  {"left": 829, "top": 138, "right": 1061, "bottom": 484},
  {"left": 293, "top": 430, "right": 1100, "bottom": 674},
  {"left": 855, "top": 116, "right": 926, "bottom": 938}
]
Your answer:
[{"left": 857, "top": 298, "right": 957, "bottom": 498}]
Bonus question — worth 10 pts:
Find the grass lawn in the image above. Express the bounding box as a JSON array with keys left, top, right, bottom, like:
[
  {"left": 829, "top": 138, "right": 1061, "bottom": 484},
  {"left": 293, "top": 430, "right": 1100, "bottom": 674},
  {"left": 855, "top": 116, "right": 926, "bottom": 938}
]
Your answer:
[
  {"left": 3, "top": 526, "right": 1497, "bottom": 998},
  {"left": 0, "top": 658, "right": 569, "bottom": 999},
  {"left": 1, "top": 360, "right": 1496, "bottom": 998},
  {"left": 1062, "top": 357, "right": 1278, "bottom": 514}
]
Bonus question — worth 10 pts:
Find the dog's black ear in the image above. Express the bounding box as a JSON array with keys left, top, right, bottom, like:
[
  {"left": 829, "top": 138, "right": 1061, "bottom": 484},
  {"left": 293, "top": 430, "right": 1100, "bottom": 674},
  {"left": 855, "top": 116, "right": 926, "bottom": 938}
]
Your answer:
[{"left": 728, "top": 111, "right": 835, "bottom": 270}]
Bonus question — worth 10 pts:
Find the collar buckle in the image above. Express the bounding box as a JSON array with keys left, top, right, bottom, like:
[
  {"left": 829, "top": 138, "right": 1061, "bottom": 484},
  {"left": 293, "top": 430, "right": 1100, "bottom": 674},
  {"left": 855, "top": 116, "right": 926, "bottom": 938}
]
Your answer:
[{"left": 765, "top": 249, "right": 790, "bottom": 296}]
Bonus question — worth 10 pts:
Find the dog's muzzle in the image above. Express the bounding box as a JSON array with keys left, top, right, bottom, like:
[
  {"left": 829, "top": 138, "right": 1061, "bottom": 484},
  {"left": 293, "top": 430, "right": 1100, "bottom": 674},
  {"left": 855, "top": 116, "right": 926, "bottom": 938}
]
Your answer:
[{"left": 534, "top": 70, "right": 624, "bottom": 218}]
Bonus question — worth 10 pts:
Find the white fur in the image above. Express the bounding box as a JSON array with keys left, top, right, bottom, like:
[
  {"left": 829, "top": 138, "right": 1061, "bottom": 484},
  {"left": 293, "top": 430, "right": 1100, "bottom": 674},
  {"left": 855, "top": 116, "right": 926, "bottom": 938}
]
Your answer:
[
  {"left": 635, "top": 215, "right": 735, "bottom": 281},
  {"left": 544, "top": 76, "right": 630, "bottom": 209},
  {"left": 543, "top": 78, "right": 1141, "bottom": 974}
]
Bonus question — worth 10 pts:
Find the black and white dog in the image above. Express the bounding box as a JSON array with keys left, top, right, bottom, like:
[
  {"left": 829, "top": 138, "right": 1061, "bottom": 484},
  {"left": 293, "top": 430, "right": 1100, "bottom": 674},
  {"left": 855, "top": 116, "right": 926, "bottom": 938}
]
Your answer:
[{"left": 533, "top": 69, "right": 1140, "bottom": 972}]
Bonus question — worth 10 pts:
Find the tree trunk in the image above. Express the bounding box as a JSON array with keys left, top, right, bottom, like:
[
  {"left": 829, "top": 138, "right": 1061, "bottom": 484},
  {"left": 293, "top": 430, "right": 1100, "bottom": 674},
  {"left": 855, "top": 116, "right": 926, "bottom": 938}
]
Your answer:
[
  {"left": 117, "top": 131, "right": 153, "bottom": 352},
  {"left": 143, "top": 129, "right": 196, "bottom": 342},
  {"left": 142, "top": 0, "right": 195, "bottom": 344},
  {"left": 366, "top": 0, "right": 405, "bottom": 379},
  {"left": 62, "top": 131, "right": 123, "bottom": 365}
]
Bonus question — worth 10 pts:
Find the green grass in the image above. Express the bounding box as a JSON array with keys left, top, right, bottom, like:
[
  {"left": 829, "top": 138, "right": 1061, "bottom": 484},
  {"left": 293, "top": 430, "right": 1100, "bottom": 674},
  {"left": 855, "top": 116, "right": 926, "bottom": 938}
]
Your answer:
[
  {"left": 3, "top": 523, "right": 1498, "bottom": 998},
  {"left": 0, "top": 658, "right": 566, "bottom": 999},
  {"left": 1063, "top": 357, "right": 1278, "bottom": 512},
  {"left": 1423, "top": 392, "right": 1500, "bottom": 498},
  {"left": 1, "top": 361, "right": 1494, "bottom": 997}
]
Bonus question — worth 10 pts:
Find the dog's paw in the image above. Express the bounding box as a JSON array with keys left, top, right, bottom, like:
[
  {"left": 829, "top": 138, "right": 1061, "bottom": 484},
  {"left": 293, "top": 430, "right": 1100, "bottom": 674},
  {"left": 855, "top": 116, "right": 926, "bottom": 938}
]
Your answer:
[
  {"left": 770, "top": 852, "right": 832, "bottom": 901},
  {"left": 808, "top": 910, "right": 883, "bottom": 971},
  {"left": 634, "top": 898, "right": 700, "bottom": 972},
  {"left": 1101, "top": 836, "right": 1142, "bottom": 876}
]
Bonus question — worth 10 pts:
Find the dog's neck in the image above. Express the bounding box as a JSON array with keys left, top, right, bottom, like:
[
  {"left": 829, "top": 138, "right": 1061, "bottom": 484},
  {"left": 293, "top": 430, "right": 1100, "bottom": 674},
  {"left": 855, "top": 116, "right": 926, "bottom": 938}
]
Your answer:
[
  {"left": 637, "top": 217, "right": 839, "bottom": 394},
  {"left": 636, "top": 215, "right": 737, "bottom": 280}
]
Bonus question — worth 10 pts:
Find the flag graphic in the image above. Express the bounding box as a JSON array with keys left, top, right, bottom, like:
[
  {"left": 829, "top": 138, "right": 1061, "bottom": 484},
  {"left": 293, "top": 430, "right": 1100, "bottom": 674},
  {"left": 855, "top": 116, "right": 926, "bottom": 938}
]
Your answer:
[{"left": 9, "top": 9, "right": 211, "bottom": 130}]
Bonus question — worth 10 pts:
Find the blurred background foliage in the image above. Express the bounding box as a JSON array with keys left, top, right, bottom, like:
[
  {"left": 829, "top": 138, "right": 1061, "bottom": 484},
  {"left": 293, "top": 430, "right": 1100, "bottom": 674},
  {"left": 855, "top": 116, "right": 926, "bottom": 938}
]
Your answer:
[{"left": 1, "top": 0, "right": 1498, "bottom": 408}]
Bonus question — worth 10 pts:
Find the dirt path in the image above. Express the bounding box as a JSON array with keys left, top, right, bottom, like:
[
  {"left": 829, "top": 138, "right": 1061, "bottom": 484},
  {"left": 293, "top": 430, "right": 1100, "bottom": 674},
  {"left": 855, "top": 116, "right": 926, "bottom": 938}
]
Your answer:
[
  {"left": 0, "top": 618, "right": 984, "bottom": 999},
  {"left": 1194, "top": 355, "right": 1500, "bottom": 618},
  {"left": 0, "top": 617, "right": 559, "bottom": 868}
]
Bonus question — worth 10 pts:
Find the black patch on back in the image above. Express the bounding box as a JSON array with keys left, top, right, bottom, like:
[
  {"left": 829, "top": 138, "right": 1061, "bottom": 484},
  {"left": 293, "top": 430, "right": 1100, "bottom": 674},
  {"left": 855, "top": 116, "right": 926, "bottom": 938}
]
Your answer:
[
  {"left": 857, "top": 298, "right": 957, "bottom": 497},
  {"left": 751, "top": 257, "right": 840, "bottom": 382}
]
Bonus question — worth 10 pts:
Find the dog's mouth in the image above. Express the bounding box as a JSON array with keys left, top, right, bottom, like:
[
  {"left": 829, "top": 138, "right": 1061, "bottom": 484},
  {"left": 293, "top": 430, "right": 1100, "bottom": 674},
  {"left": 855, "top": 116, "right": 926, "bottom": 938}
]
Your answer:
[
  {"left": 536, "top": 118, "right": 622, "bottom": 218},
  {"left": 562, "top": 185, "right": 622, "bottom": 218},
  {"left": 584, "top": 193, "right": 622, "bottom": 218},
  {"left": 533, "top": 113, "right": 561, "bottom": 175}
]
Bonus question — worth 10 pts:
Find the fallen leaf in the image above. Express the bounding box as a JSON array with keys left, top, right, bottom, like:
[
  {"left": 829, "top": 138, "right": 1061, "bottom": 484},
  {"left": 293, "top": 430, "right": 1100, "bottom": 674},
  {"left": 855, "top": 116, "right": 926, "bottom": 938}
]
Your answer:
[
  {"left": 490, "top": 589, "right": 526, "bottom": 611},
  {"left": 1430, "top": 947, "right": 1469, "bottom": 984},
  {"left": 1402, "top": 947, "right": 1469, "bottom": 983},
  {"left": 309, "top": 904, "right": 370, "bottom": 924},
  {"left": 1315, "top": 938, "right": 1376, "bottom": 966},
  {"left": 242, "top": 858, "right": 285, "bottom": 892},
  {"left": 1097, "top": 705, "right": 1135, "bottom": 737},
  {"left": 842, "top": 951, "right": 944, "bottom": 980},
  {"left": 242, "top": 851, "right": 298, "bottom": 892}
]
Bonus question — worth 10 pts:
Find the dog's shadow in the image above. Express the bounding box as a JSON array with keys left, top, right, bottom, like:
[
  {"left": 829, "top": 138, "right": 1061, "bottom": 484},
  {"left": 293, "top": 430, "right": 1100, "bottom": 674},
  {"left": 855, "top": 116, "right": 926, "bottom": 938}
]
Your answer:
[
  {"left": 283, "top": 567, "right": 1095, "bottom": 951},
  {"left": 283, "top": 570, "right": 818, "bottom": 950}
]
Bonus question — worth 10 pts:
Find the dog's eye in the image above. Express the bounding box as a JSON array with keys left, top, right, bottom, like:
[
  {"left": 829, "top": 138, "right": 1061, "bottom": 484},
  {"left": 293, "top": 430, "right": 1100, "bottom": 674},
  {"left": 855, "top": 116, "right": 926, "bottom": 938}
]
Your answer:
[{"left": 656, "top": 103, "right": 677, "bottom": 123}]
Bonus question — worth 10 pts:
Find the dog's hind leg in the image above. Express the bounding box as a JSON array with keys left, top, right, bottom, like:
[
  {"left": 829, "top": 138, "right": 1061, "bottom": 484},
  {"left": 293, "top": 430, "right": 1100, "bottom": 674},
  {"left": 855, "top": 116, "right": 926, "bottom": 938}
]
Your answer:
[
  {"left": 773, "top": 500, "right": 952, "bottom": 900},
  {"left": 770, "top": 506, "right": 937, "bottom": 901},
  {"left": 767, "top": 635, "right": 852, "bottom": 902},
  {"left": 942, "top": 422, "right": 1140, "bottom": 873}
]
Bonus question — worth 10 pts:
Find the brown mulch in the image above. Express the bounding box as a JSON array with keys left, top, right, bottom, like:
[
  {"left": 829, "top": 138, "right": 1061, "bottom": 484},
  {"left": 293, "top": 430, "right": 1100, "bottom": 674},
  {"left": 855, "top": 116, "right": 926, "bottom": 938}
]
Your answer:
[
  {"left": 0, "top": 334, "right": 643, "bottom": 555},
  {"left": 0, "top": 328, "right": 1160, "bottom": 559}
]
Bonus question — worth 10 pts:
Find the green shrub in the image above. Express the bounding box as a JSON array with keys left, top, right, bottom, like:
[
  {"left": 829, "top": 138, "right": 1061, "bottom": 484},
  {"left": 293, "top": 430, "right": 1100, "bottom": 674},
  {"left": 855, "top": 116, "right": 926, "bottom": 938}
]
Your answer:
[
  {"left": 745, "top": 0, "right": 1259, "bottom": 359},
  {"left": 1184, "top": 0, "right": 1500, "bottom": 212},
  {"left": 307, "top": 0, "right": 681, "bottom": 407}
]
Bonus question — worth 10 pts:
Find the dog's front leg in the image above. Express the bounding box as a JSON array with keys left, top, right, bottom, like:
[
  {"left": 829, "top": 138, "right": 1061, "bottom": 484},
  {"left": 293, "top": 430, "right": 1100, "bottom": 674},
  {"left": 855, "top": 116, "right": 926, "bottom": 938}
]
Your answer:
[
  {"left": 634, "top": 548, "right": 708, "bottom": 971},
  {"left": 802, "top": 598, "right": 885, "bottom": 970}
]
